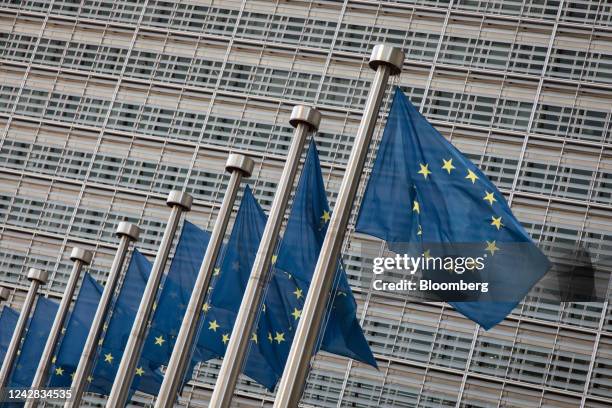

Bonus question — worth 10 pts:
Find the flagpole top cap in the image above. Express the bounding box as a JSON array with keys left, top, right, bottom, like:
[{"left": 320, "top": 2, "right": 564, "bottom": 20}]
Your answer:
[
  {"left": 167, "top": 191, "right": 193, "bottom": 211},
  {"left": 289, "top": 105, "right": 321, "bottom": 130},
  {"left": 70, "top": 247, "right": 93, "bottom": 265},
  {"left": 369, "top": 44, "right": 404, "bottom": 76},
  {"left": 0, "top": 287, "right": 9, "bottom": 301},
  {"left": 226, "top": 153, "right": 254, "bottom": 178},
  {"left": 116, "top": 221, "right": 140, "bottom": 241},
  {"left": 27, "top": 268, "right": 48, "bottom": 284}
]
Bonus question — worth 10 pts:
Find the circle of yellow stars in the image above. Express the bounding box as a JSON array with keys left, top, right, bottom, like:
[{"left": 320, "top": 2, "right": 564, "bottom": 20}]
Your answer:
[{"left": 414, "top": 158, "right": 505, "bottom": 259}]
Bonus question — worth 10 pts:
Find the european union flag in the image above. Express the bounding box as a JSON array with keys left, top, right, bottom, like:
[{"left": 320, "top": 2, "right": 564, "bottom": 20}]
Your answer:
[
  {"left": 140, "top": 221, "right": 211, "bottom": 388},
  {"left": 89, "top": 250, "right": 162, "bottom": 395},
  {"left": 9, "top": 297, "right": 58, "bottom": 387},
  {"left": 0, "top": 306, "right": 18, "bottom": 363},
  {"left": 355, "top": 88, "right": 551, "bottom": 329},
  {"left": 195, "top": 186, "right": 266, "bottom": 365},
  {"left": 49, "top": 273, "right": 103, "bottom": 387},
  {"left": 280, "top": 140, "right": 375, "bottom": 367},
  {"left": 245, "top": 140, "right": 376, "bottom": 389},
  {"left": 195, "top": 143, "right": 375, "bottom": 391}
]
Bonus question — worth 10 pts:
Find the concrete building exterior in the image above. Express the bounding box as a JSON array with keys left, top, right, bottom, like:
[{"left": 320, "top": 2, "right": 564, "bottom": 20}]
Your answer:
[{"left": 0, "top": 0, "right": 610, "bottom": 407}]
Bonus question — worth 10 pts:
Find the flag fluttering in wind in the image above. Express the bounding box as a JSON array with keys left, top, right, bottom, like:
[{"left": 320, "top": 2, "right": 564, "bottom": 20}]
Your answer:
[
  {"left": 246, "top": 140, "right": 376, "bottom": 389},
  {"left": 9, "top": 297, "right": 58, "bottom": 387},
  {"left": 355, "top": 88, "right": 550, "bottom": 329},
  {"left": 140, "top": 221, "right": 211, "bottom": 387},
  {"left": 197, "top": 143, "right": 375, "bottom": 391},
  {"left": 0, "top": 306, "right": 18, "bottom": 363},
  {"left": 89, "top": 250, "right": 162, "bottom": 395},
  {"left": 49, "top": 273, "right": 103, "bottom": 387},
  {"left": 195, "top": 186, "right": 266, "bottom": 365}
]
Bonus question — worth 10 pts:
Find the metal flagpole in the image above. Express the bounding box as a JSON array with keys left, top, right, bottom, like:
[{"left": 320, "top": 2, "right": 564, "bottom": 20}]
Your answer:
[
  {"left": 0, "top": 287, "right": 9, "bottom": 303},
  {"left": 208, "top": 105, "right": 321, "bottom": 408},
  {"left": 106, "top": 191, "right": 193, "bottom": 407},
  {"left": 0, "top": 268, "right": 48, "bottom": 388},
  {"left": 273, "top": 44, "right": 404, "bottom": 407},
  {"left": 154, "top": 153, "right": 254, "bottom": 408},
  {"left": 26, "top": 248, "right": 93, "bottom": 408},
  {"left": 66, "top": 222, "right": 140, "bottom": 408}
]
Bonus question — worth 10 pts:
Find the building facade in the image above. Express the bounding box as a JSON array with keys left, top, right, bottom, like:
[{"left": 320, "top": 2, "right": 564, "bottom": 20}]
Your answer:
[{"left": 0, "top": 0, "right": 610, "bottom": 407}]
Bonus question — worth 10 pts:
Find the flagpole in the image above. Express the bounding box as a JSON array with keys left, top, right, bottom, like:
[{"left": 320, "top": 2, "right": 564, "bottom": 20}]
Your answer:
[
  {"left": 0, "top": 287, "right": 8, "bottom": 303},
  {"left": 26, "top": 248, "right": 93, "bottom": 407},
  {"left": 0, "top": 268, "right": 48, "bottom": 389},
  {"left": 273, "top": 44, "right": 403, "bottom": 407},
  {"left": 106, "top": 191, "right": 193, "bottom": 407},
  {"left": 208, "top": 105, "right": 321, "bottom": 408},
  {"left": 66, "top": 222, "right": 140, "bottom": 408},
  {"left": 154, "top": 153, "right": 254, "bottom": 408}
]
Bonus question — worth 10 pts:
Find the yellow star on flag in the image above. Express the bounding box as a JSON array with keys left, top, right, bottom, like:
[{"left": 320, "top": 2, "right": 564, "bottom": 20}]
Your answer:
[
  {"left": 104, "top": 353, "right": 113, "bottom": 364},
  {"left": 485, "top": 240, "right": 500, "bottom": 255},
  {"left": 418, "top": 163, "right": 432, "bottom": 179},
  {"left": 274, "top": 332, "right": 285, "bottom": 344},
  {"left": 417, "top": 225, "right": 423, "bottom": 236},
  {"left": 491, "top": 216, "right": 504, "bottom": 230},
  {"left": 154, "top": 335, "right": 165, "bottom": 346},
  {"left": 55, "top": 367, "right": 64, "bottom": 376},
  {"left": 483, "top": 191, "right": 496, "bottom": 205},
  {"left": 321, "top": 210, "right": 331, "bottom": 223},
  {"left": 268, "top": 332, "right": 273, "bottom": 343},
  {"left": 135, "top": 367, "right": 145, "bottom": 376},
  {"left": 291, "top": 308, "right": 301, "bottom": 320},
  {"left": 70, "top": 372, "right": 75, "bottom": 379},
  {"left": 293, "top": 287, "right": 303, "bottom": 300},
  {"left": 52, "top": 355, "right": 57, "bottom": 364},
  {"left": 466, "top": 169, "right": 479, "bottom": 184},
  {"left": 271, "top": 255, "right": 278, "bottom": 264},
  {"left": 442, "top": 158, "right": 455, "bottom": 174},
  {"left": 412, "top": 200, "right": 420, "bottom": 214},
  {"left": 202, "top": 302, "right": 210, "bottom": 313},
  {"left": 213, "top": 267, "right": 220, "bottom": 276},
  {"left": 251, "top": 333, "right": 258, "bottom": 344},
  {"left": 424, "top": 249, "right": 432, "bottom": 259},
  {"left": 209, "top": 320, "right": 220, "bottom": 332},
  {"left": 87, "top": 375, "right": 93, "bottom": 383},
  {"left": 222, "top": 333, "right": 230, "bottom": 345}
]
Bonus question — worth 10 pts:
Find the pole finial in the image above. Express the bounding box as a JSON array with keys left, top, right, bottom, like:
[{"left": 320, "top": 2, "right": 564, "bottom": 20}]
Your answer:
[
  {"left": 116, "top": 221, "right": 140, "bottom": 241},
  {"left": 70, "top": 247, "right": 93, "bottom": 265},
  {"left": 369, "top": 44, "right": 404, "bottom": 76},
  {"left": 289, "top": 105, "right": 321, "bottom": 130},
  {"left": 225, "top": 153, "right": 255, "bottom": 178},
  {"left": 27, "top": 268, "right": 48, "bottom": 285},
  {"left": 167, "top": 191, "right": 193, "bottom": 211},
  {"left": 0, "top": 287, "right": 9, "bottom": 302}
]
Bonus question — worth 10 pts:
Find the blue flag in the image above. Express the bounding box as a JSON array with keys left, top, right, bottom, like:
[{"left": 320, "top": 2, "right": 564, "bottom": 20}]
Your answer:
[
  {"left": 195, "top": 145, "right": 376, "bottom": 391},
  {"left": 245, "top": 140, "right": 376, "bottom": 389},
  {"left": 195, "top": 186, "right": 267, "bottom": 365},
  {"left": 355, "top": 88, "right": 550, "bottom": 329},
  {"left": 0, "top": 306, "right": 18, "bottom": 363},
  {"left": 9, "top": 297, "right": 58, "bottom": 387},
  {"left": 89, "top": 250, "right": 162, "bottom": 396},
  {"left": 49, "top": 273, "right": 103, "bottom": 387},
  {"left": 140, "top": 221, "right": 211, "bottom": 390}
]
